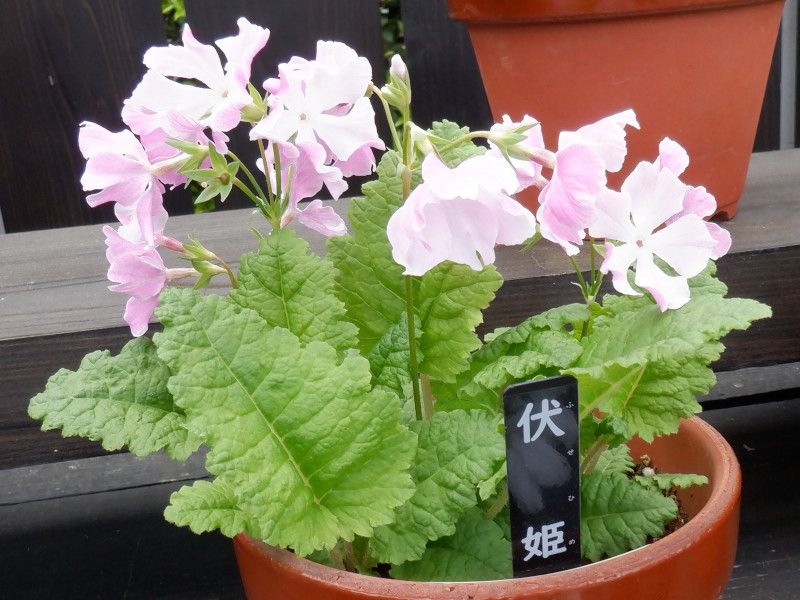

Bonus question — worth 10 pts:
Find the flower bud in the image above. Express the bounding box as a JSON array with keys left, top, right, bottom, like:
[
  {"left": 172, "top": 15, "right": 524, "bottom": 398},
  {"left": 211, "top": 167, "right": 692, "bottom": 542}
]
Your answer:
[{"left": 390, "top": 54, "right": 408, "bottom": 82}]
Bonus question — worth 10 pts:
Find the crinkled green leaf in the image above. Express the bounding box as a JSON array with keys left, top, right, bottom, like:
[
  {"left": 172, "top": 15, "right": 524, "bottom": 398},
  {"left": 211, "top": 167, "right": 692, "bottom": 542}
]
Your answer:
[
  {"left": 580, "top": 415, "right": 630, "bottom": 456},
  {"left": 366, "top": 314, "right": 420, "bottom": 422},
  {"left": 428, "top": 120, "right": 486, "bottom": 167},
  {"left": 581, "top": 471, "right": 677, "bottom": 562},
  {"left": 329, "top": 150, "right": 504, "bottom": 382},
  {"left": 434, "top": 305, "right": 586, "bottom": 412},
  {"left": 569, "top": 271, "right": 770, "bottom": 441},
  {"left": 327, "top": 150, "right": 408, "bottom": 355},
  {"left": 165, "top": 478, "right": 254, "bottom": 538},
  {"left": 635, "top": 473, "right": 708, "bottom": 492},
  {"left": 28, "top": 337, "right": 198, "bottom": 460},
  {"left": 370, "top": 410, "right": 505, "bottom": 565},
  {"left": 417, "top": 263, "right": 502, "bottom": 382},
  {"left": 230, "top": 228, "right": 357, "bottom": 352},
  {"left": 593, "top": 445, "right": 634, "bottom": 475},
  {"left": 154, "top": 288, "right": 417, "bottom": 556},
  {"left": 478, "top": 462, "right": 507, "bottom": 501},
  {"left": 391, "top": 508, "right": 512, "bottom": 582}
]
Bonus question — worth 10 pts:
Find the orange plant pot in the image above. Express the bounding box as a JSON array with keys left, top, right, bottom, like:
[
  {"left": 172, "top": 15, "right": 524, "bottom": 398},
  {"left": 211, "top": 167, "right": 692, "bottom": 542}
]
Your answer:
[
  {"left": 234, "top": 417, "right": 740, "bottom": 599},
  {"left": 447, "top": 0, "right": 785, "bottom": 218}
]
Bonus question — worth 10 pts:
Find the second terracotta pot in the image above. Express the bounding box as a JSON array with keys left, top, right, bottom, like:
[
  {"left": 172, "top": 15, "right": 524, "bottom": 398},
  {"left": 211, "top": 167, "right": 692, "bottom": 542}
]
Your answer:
[
  {"left": 447, "top": 0, "right": 785, "bottom": 218},
  {"left": 234, "top": 416, "right": 741, "bottom": 599}
]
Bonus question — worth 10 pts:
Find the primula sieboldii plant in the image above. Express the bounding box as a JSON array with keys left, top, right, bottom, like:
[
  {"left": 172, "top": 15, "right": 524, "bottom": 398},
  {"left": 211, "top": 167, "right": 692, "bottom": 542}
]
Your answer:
[{"left": 29, "top": 18, "right": 770, "bottom": 580}]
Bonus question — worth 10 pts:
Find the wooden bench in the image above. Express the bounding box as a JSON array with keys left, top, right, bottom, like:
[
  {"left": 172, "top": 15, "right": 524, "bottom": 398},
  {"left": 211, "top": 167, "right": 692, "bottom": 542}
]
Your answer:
[{"left": 0, "top": 149, "right": 798, "bottom": 598}]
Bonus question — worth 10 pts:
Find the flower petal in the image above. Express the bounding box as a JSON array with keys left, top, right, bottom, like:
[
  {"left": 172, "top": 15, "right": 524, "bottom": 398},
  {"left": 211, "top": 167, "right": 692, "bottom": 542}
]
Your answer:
[
  {"left": 654, "top": 137, "right": 689, "bottom": 176},
  {"left": 309, "top": 97, "right": 382, "bottom": 162},
  {"left": 601, "top": 242, "right": 641, "bottom": 297},
  {"left": 622, "top": 161, "right": 686, "bottom": 234},
  {"left": 296, "top": 199, "right": 347, "bottom": 237},
  {"left": 537, "top": 144, "right": 606, "bottom": 255},
  {"left": 646, "top": 214, "right": 715, "bottom": 278},
  {"left": 216, "top": 17, "right": 270, "bottom": 90},
  {"left": 143, "top": 24, "right": 226, "bottom": 91},
  {"left": 558, "top": 109, "right": 639, "bottom": 172},
  {"left": 124, "top": 295, "right": 160, "bottom": 337},
  {"left": 634, "top": 251, "right": 690, "bottom": 311},
  {"left": 589, "top": 189, "right": 638, "bottom": 244},
  {"left": 422, "top": 152, "right": 519, "bottom": 200}
]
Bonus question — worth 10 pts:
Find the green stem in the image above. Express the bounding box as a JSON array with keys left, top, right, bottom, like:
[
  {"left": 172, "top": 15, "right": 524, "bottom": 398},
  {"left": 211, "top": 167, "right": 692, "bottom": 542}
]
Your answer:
[
  {"left": 227, "top": 151, "right": 267, "bottom": 202},
  {"left": 256, "top": 139, "right": 275, "bottom": 203},
  {"left": 581, "top": 440, "right": 609, "bottom": 475},
  {"left": 405, "top": 276, "right": 423, "bottom": 421},
  {"left": 233, "top": 179, "right": 276, "bottom": 228},
  {"left": 483, "top": 488, "right": 509, "bottom": 521},
  {"left": 435, "top": 130, "right": 491, "bottom": 156},
  {"left": 217, "top": 257, "right": 239, "bottom": 289},
  {"left": 272, "top": 143, "right": 283, "bottom": 200},
  {"left": 569, "top": 255, "right": 589, "bottom": 300},
  {"left": 369, "top": 84, "right": 402, "bottom": 153}
]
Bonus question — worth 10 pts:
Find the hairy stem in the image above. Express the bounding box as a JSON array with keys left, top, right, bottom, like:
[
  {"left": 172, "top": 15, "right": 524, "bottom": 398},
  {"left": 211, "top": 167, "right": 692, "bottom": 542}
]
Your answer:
[
  {"left": 483, "top": 487, "right": 509, "bottom": 521},
  {"left": 435, "top": 130, "right": 491, "bottom": 156},
  {"left": 232, "top": 178, "right": 271, "bottom": 221},
  {"left": 256, "top": 139, "right": 275, "bottom": 203},
  {"left": 369, "top": 83, "right": 403, "bottom": 153},
  {"left": 227, "top": 151, "right": 267, "bottom": 202},
  {"left": 405, "top": 276, "right": 423, "bottom": 421},
  {"left": 581, "top": 440, "right": 609, "bottom": 475}
]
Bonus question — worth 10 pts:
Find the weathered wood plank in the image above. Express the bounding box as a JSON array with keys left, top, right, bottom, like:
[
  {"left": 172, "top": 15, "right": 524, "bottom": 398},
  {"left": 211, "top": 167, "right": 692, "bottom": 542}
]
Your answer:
[
  {"left": 2, "top": 149, "right": 797, "bottom": 342},
  {"left": 402, "top": 0, "right": 492, "bottom": 130},
  {"left": 0, "top": 0, "right": 167, "bottom": 233},
  {"left": 2, "top": 150, "right": 798, "bottom": 467}
]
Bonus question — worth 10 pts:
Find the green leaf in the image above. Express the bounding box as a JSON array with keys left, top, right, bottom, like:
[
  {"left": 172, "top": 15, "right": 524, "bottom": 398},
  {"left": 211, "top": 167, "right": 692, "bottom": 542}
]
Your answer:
[
  {"left": 478, "top": 462, "right": 507, "bottom": 501},
  {"left": 569, "top": 272, "right": 771, "bottom": 441},
  {"left": 635, "top": 473, "right": 708, "bottom": 492},
  {"left": 581, "top": 472, "right": 677, "bottom": 561},
  {"left": 230, "top": 228, "right": 358, "bottom": 352},
  {"left": 428, "top": 120, "right": 486, "bottom": 167},
  {"left": 165, "top": 478, "right": 254, "bottom": 538},
  {"left": 417, "top": 263, "right": 502, "bottom": 382},
  {"left": 28, "top": 337, "right": 199, "bottom": 460},
  {"left": 328, "top": 150, "right": 504, "bottom": 382},
  {"left": 327, "top": 150, "right": 408, "bottom": 355},
  {"left": 154, "top": 288, "right": 417, "bottom": 556},
  {"left": 366, "top": 314, "right": 420, "bottom": 421},
  {"left": 593, "top": 445, "right": 634, "bottom": 475},
  {"left": 369, "top": 410, "right": 505, "bottom": 565},
  {"left": 434, "top": 305, "right": 586, "bottom": 412},
  {"left": 391, "top": 508, "right": 512, "bottom": 582}
]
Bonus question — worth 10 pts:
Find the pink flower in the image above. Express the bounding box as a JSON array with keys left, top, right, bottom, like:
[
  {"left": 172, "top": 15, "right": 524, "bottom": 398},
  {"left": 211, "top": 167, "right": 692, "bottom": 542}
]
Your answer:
[
  {"left": 537, "top": 145, "right": 607, "bottom": 256},
  {"left": 78, "top": 122, "right": 169, "bottom": 245},
  {"left": 653, "top": 138, "right": 731, "bottom": 260},
  {"left": 250, "top": 41, "right": 383, "bottom": 164},
  {"left": 123, "top": 19, "right": 269, "bottom": 137},
  {"left": 589, "top": 162, "right": 717, "bottom": 311},
  {"left": 536, "top": 110, "right": 639, "bottom": 255},
  {"left": 558, "top": 109, "right": 640, "bottom": 173},
  {"left": 387, "top": 154, "right": 536, "bottom": 276},
  {"left": 488, "top": 114, "right": 545, "bottom": 191},
  {"left": 104, "top": 227, "right": 167, "bottom": 336},
  {"left": 257, "top": 141, "right": 348, "bottom": 237}
]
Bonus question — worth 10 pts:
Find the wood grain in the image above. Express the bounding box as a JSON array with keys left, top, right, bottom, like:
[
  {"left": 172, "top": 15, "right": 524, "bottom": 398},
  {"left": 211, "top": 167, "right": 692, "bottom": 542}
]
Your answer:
[
  {"left": 0, "top": 0, "right": 167, "bottom": 233},
  {"left": 1, "top": 149, "right": 798, "bottom": 468},
  {"left": 402, "top": 0, "right": 493, "bottom": 130}
]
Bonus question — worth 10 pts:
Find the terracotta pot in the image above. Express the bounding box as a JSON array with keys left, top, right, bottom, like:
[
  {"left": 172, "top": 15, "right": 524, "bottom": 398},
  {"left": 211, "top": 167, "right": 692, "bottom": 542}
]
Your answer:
[
  {"left": 234, "top": 416, "right": 741, "bottom": 599},
  {"left": 447, "top": 0, "right": 785, "bottom": 218}
]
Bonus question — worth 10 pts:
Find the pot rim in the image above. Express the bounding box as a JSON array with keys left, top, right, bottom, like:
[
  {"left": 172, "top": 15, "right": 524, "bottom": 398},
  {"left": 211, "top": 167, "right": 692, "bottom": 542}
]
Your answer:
[
  {"left": 447, "top": 0, "right": 782, "bottom": 24},
  {"left": 235, "top": 416, "right": 741, "bottom": 594}
]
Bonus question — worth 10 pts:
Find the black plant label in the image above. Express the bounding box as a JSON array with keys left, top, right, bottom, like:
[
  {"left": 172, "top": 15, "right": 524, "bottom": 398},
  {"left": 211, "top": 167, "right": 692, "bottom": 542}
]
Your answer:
[{"left": 503, "top": 376, "right": 581, "bottom": 577}]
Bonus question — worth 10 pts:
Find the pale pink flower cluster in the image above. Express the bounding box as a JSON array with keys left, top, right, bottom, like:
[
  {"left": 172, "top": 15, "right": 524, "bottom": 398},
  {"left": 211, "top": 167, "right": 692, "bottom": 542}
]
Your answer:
[
  {"left": 78, "top": 18, "right": 271, "bottom": 335},
  {"left": 250, "top": 41, "right": 385, "bottom": 236},
  {"left": 387, "top": 109, "right": 730, "bottom": 311}
]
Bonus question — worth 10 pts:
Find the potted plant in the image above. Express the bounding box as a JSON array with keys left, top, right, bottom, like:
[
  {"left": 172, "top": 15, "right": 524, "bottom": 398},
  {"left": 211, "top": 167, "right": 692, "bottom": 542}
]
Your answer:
[
  {"left": 447, "top": 0, "right": 786, "bottom": 219},
  {"left": 28, "top": 17, "right": 769, "bottom": 599}
]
